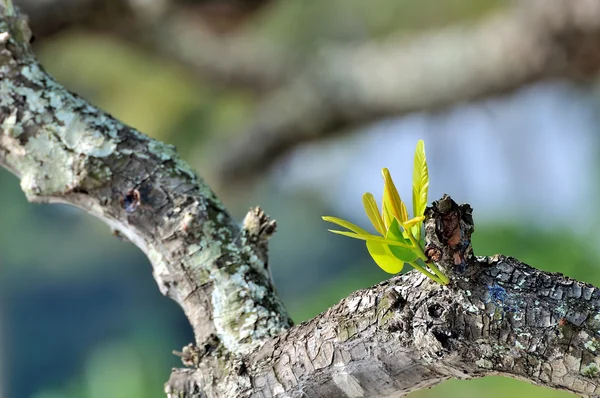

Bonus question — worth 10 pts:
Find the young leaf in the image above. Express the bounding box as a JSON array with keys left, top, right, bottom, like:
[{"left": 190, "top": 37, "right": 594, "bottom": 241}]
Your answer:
[
  {"left": 327, "top": 230, "right": 414, "bottom": 248},
  {"left": 412, "top": 140, "right": 429, "bottom": 218},
  {"left": 402, "top": 216, "right": 425, "bottom": 229},
  {"left": 322, "top": 216, "right": 371, "bottom": 235},
  {"left": 382, "top": 168, "right": 408, "bottom": 222},
  {"left": 386, "top": 219, "right": 420, "bottom": 263},
  {"left": 401, "top": 201, "right": 409, "bottom": 222},
  {"left": 386, "top": 217, "right": 404, "bottom": 240},
  {"left": 412, "top": 140, "right": 429, "bottom": 241},
  {"left": 381, "top": 200, "right": 394, "bottom": 230},
  {"left": 388, "top": 245, "right": 419, "bottom": 263},
  {"left": 366, "top": 241, "right": 404, "bottom": 274},
  {"left": 362, "top": 193, "right": 385, "bottom": 235}
]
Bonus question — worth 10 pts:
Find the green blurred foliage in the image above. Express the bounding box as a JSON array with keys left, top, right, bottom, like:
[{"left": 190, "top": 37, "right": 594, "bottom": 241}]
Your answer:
[{"left": 256, "top": 0, "right": 506, "bottom": 48}]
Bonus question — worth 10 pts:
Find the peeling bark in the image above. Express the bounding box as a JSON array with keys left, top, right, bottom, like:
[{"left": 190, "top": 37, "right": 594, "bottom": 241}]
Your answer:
[{"left": 2, "top": 3, "right": 600, "bottom": 398}]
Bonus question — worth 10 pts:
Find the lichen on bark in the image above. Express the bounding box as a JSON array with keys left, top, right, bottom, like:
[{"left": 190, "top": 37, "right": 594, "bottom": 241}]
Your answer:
[{"left": 0, "top": 1, "right": 291, "bottom": 360}]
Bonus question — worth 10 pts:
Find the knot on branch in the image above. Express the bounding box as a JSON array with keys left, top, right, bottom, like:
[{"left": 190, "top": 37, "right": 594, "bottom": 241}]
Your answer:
[
  {"left": 240, "top": 206, "right": 276, "bottom": 269},
  {"left": 412, "top": 288, "right": 461, "bottom": 363},
  {"left": 424, "top": 194, "right": 475, "bottom": 278},
  {"left": 173, "top": 334, "right": 222, "bottom": 368},
  {"left": 0, "top": 3, "right": 33, "bottom": 57},
  {"left": 242, "top": 206, "right": 277, "bottom": 241}
]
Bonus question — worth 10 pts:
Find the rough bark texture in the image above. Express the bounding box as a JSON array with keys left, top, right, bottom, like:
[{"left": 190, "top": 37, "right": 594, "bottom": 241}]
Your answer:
[
  {"left": 0, "top": 3, "right": 291, "bottom": 357},
  {"left": 3, "top": 3, "right": 600, "bottom": 397},
  {"left": 167, "top": 196, "right": 600, "bottom": 397}
]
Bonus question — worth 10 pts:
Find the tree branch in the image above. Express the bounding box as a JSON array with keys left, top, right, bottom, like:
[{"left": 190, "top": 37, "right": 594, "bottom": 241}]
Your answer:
[
  {"left": 216, "top": 0, "right": 600, "bottom": 183},
  {"left": 168, "top": 196, "right": 600, "bottom": 397},
  {"left": 0, "top": 3, "right": 291, "bottom": 357},
  {"left": 3, "top": 3, "right": 600, "bottom": 397},
  {"left": 143, "top": 9, "right": 293, "bottom": 92}
]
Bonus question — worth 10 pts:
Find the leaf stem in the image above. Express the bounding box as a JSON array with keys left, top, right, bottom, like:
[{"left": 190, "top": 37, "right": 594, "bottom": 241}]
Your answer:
[
  {"left": 408, "top": 261, "right": 443, "bottom": 284},
  {"left": 404, "top": 224, "right": 449, "bottom": 285},
  {"left": 403, "top": 225, "right": 429, "bottom": 262},
  {"left": 426, "top": 261, "right": 450, "bottom": 285}
]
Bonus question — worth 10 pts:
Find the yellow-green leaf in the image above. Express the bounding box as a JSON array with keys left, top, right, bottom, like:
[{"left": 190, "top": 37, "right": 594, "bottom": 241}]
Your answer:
[
  {"left": 412, "top": 140, "right": 429, "bottom": 241},
  {"left": 386, "top": 219, "right": 420, "bottom": 262},
  {"left": 387, "top": 217, "right": 404, "bottom": 240},
  {"left": 402, "top": 216, "right": 425, "bottom": 229},
  {"left": 362, "top": 193, "right": 385, "bottom": 235},
  {"left": 366, "top": 241, "right": 404, "bottom": 274},
  {"left": 412, "top": 140, "right": 429, "bottom": 218},
  {"left": 381, "top": 200, "right": 394, "bottom": 229},
  {"left": 327, "top": 230, "right": 414, "bottom": 248},
  {"left": 401, "top": 201, "right": 409, "bottom": 223},
  {"left": 322, "top": 216, "right": 370, "bottom": 235},
  {"left": 401, "top": 216, "right": 424, "bottom": 241},
  {"left": 411, "top": 224, "right": 420, "bottom": 242},
  {"left": 382, "top": 168, "right": 407, "bottom": 222},
  {"left": 388, "top": 245, "right": 419, "bottom": 264}
]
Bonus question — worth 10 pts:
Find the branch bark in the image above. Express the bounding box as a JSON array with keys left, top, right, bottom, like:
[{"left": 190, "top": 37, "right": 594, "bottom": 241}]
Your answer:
[
  {"left": 0, "top": 2, "right": 291, "bottom": 356},
  {"left": 216, "top": 0, "right": 600, "bottom": 184},
  {"left": 2, "top": 3, "right": 600, "bottom": 397}
]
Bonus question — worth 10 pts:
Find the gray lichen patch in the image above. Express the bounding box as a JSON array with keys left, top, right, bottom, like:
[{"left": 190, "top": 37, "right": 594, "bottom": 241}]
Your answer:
[
  {"left": 210, "top": 260, "right": 289, "bottom": 354},
  {"left": 584, "top": 339, "right": 600, "bottom": 353},
  {"left": 174, "top": 213, "right": 291, "bottom": 354},
  {"left": 147, "top": 139, "right": 197, "bottom": 180},
  {"left": 56, "top": 111, "right": 116, "bottom": 157},
  {"left": 581, "top": 362, "right": 599, "bottom": 378},
  {"left": 0, "top": 61, "right": 125, "bottom": 197},
  {"left": 4, "top": 130, "right": 79, "bottom": 196}
]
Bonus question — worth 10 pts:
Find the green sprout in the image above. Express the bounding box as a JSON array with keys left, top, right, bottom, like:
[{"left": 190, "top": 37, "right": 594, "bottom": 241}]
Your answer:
[{"left": 322, "top": 140, "right": 449, "bottom": 285}]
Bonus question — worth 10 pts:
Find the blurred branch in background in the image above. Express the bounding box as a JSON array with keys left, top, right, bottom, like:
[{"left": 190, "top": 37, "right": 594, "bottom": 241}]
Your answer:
[
  {"left": 16, "top": 0, "right": 600, "bottom": 188},
  {"left": 216, "top": 0, "right": 600, "bottom": 183},
  {"left": 16, "top": 0, "right": 291, "bottom": 91},
  {"left": 146, "top": 9, "right": 292, "bottom": 92},
  {"left": 15, "top": 0, "right": 136, "bottom": 39}
]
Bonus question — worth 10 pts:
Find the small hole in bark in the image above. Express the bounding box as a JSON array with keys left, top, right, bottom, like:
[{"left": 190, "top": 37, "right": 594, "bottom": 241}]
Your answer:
[
  {"left": 72, "top": 187, "right": 89, "bottom": 195},
  {"left": 428, "top": 304, "right": 444, "bottom": 318},
  {"left": 388, "top": 322, "right": 403, "bottom": 333},
  {"left": 432, "top": 330, "right": 451, "bottom": 349},
  {"left": 121, "top": 189, "right": 141, "bottom": 213}
]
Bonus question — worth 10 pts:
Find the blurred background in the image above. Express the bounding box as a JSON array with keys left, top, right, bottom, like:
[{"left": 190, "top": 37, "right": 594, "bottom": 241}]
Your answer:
[{"left": 3, "top": 0, "right": 600, "bottom": 397}]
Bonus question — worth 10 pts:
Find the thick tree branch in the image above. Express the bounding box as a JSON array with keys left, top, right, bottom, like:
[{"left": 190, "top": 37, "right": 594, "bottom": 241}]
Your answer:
[
  {"left": 0, "top": 3, "right": 291, "bottom": 357},
  {"left": 168, "top": 196, "right": 600, "bottom": 397},
  {"left": 216, "top": 0, "right": 600, "bottom": 183},
  {"left": 3, "top": 3, "right": 600, "bottom": 397}
]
